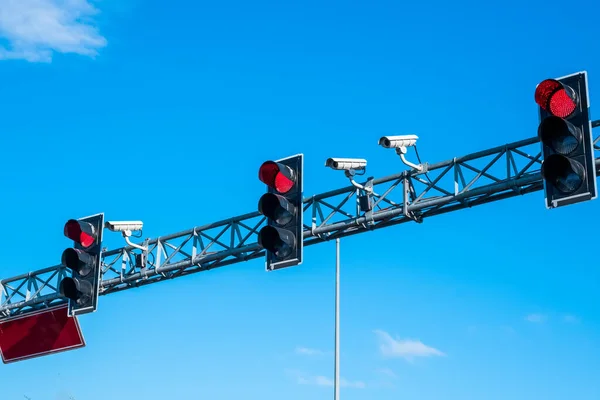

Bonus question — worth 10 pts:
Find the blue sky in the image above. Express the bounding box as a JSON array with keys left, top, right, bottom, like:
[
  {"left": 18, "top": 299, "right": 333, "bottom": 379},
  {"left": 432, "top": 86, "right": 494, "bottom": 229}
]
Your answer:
[{"left": 1, "top": 0, "right": 600, "bottom": 398}]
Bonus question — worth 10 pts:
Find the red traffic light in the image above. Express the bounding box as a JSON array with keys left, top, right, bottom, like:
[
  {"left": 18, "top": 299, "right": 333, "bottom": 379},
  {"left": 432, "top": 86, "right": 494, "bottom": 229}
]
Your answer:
[
  {"left": 64, "top": 219, "right": 97, "bottom": 248},
  {"left": 259, "top": 161, "right": 296, "bottom": 194},
  {"left": 535, "top": 79, "right": 579, "bottom": 119}
]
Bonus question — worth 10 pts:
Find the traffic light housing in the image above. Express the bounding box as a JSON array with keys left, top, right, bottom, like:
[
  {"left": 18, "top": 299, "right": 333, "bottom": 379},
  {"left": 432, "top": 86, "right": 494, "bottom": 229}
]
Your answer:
[
  {"left": 257, "top": 154, "right": 304, "bottom": 271},
  {"left": 59, "top": 213, "right": 105, "bottom": 316},
  {"left": 535, "top": 71, "right": 597, "bottom": 208}
]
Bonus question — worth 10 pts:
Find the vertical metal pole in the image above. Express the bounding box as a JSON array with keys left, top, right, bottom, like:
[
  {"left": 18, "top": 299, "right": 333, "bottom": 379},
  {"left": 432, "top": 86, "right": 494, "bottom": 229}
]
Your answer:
[{"left": 334, "top": 238, "right": 340, "bottom": 400}]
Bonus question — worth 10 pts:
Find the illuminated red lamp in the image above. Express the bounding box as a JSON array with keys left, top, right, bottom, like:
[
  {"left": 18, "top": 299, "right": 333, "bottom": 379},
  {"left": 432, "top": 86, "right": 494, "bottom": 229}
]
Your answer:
[
  {"left": 535, "top": 79, "right": 579, "bottom": 119},
  {"left": 64, "top": 219, "right": 97, "bottom": 248},
  {"left": 258, "top": 161, "right": 296, "bottom": 194}
]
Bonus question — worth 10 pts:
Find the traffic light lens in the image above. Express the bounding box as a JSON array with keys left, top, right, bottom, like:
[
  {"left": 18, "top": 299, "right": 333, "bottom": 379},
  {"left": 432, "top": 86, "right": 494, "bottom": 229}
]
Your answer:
[
  {"left": 61, "top": 248, "right": 93, "bottom": 276},
  {"left": 258, "top": 226, "right": 295, "bottom": 259},
  {"left": 538, "top": 116, "right": 582, "bottom": 155},
  {"left": 541, "top": 154, "right": 585, "bottom": 194},
  {"left": 258, "top": 193, "right": 295, "bottom": 225},
  {"left": 549, "top": 88, "right": 577, "bottom": 118},
  {"left": 59, "top": 277, "right": 78, "bottom": 301},
  {"left": 556, "top": 172, "right": 582, "bottom": 193},
  {"left": 275, "top": 173, "right": 294, "bottom": 193},
  {"left": 64, "top": 220, "right": 96, "bottom": 248},
  {"left": 555, "top": 136, "right": 578, "bottom": 155},
  {"left": 59, "top": 277, "right": 93, "bottom": 304},
  {"left": 259, "top": 161, "right": 296, "bottom": 194},
  {"left": 535, "top": 79, "right": 578, "bottom": 118}
]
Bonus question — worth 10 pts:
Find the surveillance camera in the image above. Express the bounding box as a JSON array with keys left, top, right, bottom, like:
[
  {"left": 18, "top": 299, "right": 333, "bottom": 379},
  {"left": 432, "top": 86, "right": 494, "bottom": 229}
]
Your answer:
[
  {"left": 105, "top": 221, "right": 144, "bottom": 232},
  {"left": 378, "top": 135, "right": 419, "bottom": 149},
  {"left": 325, "top": 158, "right": 367, "bottom": 171}
]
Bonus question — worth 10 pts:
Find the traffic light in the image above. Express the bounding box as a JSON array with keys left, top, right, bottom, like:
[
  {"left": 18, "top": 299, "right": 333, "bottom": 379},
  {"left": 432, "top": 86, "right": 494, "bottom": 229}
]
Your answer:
[
  {"left": 535, "top": 71, "right": 597, "bottom": 208},
  {"left": 257, "top": 154, "right": 304, "bottom": 271},
  {"left": 59, "top": 213, "right": 105, "bottom": 316}
]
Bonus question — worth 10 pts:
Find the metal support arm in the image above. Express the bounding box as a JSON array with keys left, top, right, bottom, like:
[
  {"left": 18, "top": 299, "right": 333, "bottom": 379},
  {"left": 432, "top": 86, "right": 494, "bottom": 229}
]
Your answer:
[{"left": 0, "top": 135, "right": 597, "bottom": 319}]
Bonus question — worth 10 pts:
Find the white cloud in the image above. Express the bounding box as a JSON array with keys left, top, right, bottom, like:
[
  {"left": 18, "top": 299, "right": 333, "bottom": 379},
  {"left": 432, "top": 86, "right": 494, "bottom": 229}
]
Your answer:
[
  {"left": 286, "top": 369, "right": 366, "bottom": 389},
  {"left": 500, "top": 325, "right": 516, "bottom": 335},
  {"left": 563, "top": 314, "right": 580, "bottom": 323},
  {"left": 525, "top": 313, "right": 547, "bottom": 323},
  {"left": 295, "top": 346, "right": 325, "bottom": 356},
  {"left": 0, "top": 0, "right": 107, "bottom": 62},
  {"left": 299, "top": 375, "right": 366, "bottom": 389},
  {"left": 376, "top": 367, "right": 397, "bottom": 379},
  {"left": 374, "top": 329, "right": 445, "bottom": 361}
]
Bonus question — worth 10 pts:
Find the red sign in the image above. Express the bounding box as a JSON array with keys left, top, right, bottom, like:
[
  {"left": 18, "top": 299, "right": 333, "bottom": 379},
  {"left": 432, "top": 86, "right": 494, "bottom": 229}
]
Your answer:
[{"left": 0, "top": 304, "right": 85, "bottom": 363}]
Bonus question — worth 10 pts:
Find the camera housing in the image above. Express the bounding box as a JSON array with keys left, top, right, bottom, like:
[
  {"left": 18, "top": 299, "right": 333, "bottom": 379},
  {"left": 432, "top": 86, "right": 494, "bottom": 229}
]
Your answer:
[
  {"left": 378, "top": 135, "right": 419, "bottom": 149},
  {"left": 325, "top": 158, "right": 367, "bottom": 171},
  {"left": 105, "top": 221, "right": 144, "bottom": 232}
]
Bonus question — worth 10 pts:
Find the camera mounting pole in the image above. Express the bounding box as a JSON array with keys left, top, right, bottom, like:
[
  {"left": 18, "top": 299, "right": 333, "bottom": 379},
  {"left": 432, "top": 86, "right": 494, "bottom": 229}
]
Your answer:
[
  {"left": 105, "top": 221, "right": 148, "bottom": 269},
  {"left": 396, "top": 146, "right": 424, "bottom": 172}
]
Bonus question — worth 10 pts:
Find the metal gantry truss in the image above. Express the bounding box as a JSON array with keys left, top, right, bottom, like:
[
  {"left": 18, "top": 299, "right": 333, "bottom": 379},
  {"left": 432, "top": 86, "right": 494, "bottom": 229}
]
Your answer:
[{"left": 1, "top": 135, "right": 598, "bottom": 320}]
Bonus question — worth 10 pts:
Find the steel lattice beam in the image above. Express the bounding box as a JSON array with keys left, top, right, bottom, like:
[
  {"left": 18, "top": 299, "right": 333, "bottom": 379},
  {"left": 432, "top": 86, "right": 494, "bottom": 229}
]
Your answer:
[{"left": 1, "top": 135, "right": 597, "bottom": 319}]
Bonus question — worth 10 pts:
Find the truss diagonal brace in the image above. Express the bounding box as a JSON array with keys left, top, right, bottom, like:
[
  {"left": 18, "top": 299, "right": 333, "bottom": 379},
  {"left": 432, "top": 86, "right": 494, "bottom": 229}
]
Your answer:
[{"left": 1, "top": 135, "right": 598, "bottom": 319}]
